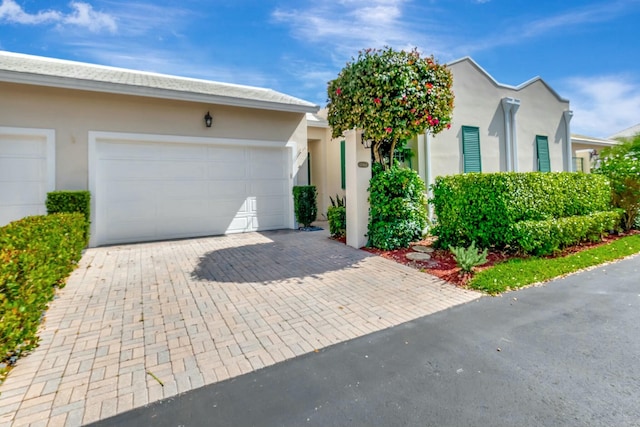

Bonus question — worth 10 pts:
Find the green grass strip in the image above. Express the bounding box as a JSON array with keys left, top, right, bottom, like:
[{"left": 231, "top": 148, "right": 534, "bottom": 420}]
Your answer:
[{"left": 469, "top": 234, "right": 640, "bottom": 295}]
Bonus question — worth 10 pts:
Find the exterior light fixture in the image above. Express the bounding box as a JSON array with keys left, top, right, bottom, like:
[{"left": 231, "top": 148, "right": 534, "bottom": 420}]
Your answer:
[
  {"left": 204, "top": 111, "right": 213, "bottom": 128},
  {"left": 360, "top": 132, "right": 373, "bottom": 149}
]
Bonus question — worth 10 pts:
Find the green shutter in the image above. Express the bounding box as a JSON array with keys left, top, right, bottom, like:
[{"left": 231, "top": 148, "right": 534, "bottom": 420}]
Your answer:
[
  {"left": 536, "top": 135, "right": 551, "bottom": 172},
  {"left": 340, "top": 140, "right": 346, "bottom": 189},
  {"left": 462, "top": 126, "right": 481, "bottom": 173},
  {"left": 307, "top": 152, "right": 311, "bottom": 184}
]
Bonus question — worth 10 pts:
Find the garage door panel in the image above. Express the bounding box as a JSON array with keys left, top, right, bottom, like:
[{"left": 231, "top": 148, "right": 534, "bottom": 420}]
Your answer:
[
  {"left": 95, "top": 137, "right": 289, "bottom": 246},
  {"left": 0, "top": 182, "right": 46, "bottom": 204},
  {"left": 207, "top": 162, "right": 247, "bottom": 180},
  {"left": 250, "top": 180, "right": 289, "bottom": 196},
  {"left": 208, "top": 146, "right": 247, "bottom": 162},
  {"left": 0, "top": 158, "right": 45, "bottom": 181},
  {"left": 253, "top": 196, "right": 288, "bottom": 214},
  {"left": 252, "top": 214, "right": 286, "bottom": 229},
  {"left": 0, "top": 130, "right": 53, "bottom": 227},
  {"left": 0, "top": 135, "right": 47, "bottom": 156},
  {"left": 159, "top": 144, "right": 208, "bottom": 160},
  {"left": 208, "top": 181, "right": 247, "bottom": 197},
  {"left": 100, "top": 141, "right": 156, "bottom": 159}
]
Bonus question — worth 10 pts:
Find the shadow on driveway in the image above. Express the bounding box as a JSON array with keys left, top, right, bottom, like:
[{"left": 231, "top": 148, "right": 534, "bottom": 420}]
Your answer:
[{"left": 191, "top": 230, "right": 373, "bottom": 284}]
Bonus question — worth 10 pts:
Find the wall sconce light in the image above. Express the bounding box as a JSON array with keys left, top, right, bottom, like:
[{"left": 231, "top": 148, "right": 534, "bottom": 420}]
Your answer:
[
  {"left": 360, "top": 132, "right": 373, "bottom": 149},
  {"left": 204, "top": 111, "right": 213, "bottom": 128}
]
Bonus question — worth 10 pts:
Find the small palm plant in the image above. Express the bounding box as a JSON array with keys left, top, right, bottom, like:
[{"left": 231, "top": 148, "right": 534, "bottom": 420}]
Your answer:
[{"left": 449, "top": 241, "right": 489, "bottom": 274}]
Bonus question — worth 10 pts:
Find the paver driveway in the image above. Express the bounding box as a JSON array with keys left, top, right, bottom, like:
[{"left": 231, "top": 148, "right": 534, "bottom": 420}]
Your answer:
[{"left": 0, "top": 227, "right": 480, "bottom": 426}]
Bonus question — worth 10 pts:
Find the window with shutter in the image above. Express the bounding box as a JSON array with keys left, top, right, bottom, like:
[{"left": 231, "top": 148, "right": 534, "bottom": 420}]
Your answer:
[
  {"left": 462, "top": 126, "right": 481, "bottom": 173},
  {"left": 536, "top": 135, "right": 551, "bottom": 172}
]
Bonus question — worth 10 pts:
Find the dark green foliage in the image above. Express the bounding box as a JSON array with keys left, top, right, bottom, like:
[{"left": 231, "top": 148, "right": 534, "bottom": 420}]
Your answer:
[
  {"left": 0, "top": 214, "right": 86, "bottom": 373},
  {"left": 430, "top": 172, "right": 612, "bottom": 250},
  {"left": 368, "top": 165, "right": 427, "bottom": 250},
  {"left": 449, "top": 242, "right": 489, "bottom": 273},
  {"left": 329, "top": 194, "right": 346, "bottom": 207},
  {"left": 327, "top": 206, "right": 346, "bottom": 238},
  {"left": 292, "top": 186, "right": 318, "bottom": 228},
  {"left": 594, "top": 136, "right": 640, "bottom": 231},
  {"left": 512, "top": 210, "right": 623, "bottom": 255},
  {"left": 46, "top": 191, "right": 91, "bottom": 243}
]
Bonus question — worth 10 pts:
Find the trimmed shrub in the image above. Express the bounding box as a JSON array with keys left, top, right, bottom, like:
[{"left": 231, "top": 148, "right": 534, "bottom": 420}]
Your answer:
[
  {"left": 327, "top": 206, "right": 346, "bottom": 238},
  {"left": 292, "top": 186, "right": 318, "bottom": 228},
  {"left": 0, "top": 213, "right": 86, "bottom": 373},
  {"left": 511, "top": 210, "right": 623, "bottom": 255},
  {"left": 430, "top": 172, "right": 612, "bottom": 249},
  {"left": 46, "top": 191, "right": 91, "bottom": 243},
  {"left": 368, "top": 165, "right": 427, "bottom": 250}
]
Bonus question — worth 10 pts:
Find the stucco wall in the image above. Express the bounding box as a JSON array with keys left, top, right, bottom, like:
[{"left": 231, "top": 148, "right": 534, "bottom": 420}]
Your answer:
[
  {"left": 0, "top": 82, "right": 307, "bottom": 190},
  {"left": 429, "top": 59, "right": 571, "bottom": 179}
]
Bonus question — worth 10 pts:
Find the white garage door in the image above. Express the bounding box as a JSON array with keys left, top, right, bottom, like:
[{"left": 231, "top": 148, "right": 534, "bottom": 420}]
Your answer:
[
  {"left": 92, "top": 135, "right": 291, "bottom": 246},
  {"left": 0, "top": 128, "right": 55, "bottom": 226}
]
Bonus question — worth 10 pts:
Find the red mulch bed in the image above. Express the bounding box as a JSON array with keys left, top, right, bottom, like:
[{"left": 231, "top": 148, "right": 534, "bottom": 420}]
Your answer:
[{"left": 335, "top": 231, "right": 638, "bottom": 288}]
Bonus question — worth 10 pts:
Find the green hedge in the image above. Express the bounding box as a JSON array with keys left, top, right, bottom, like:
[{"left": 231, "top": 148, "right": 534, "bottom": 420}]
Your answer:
[
  {"left": 292, "top": 186, "right": 318, "bottom": 228},
  {"left": 46, "top": 191, "right": 91, "bottom": 243},
  {"left": 431, "top": 172, "right": 612, "bottom": 249},
  {"left": 368, "top": 165, "right": 427, "bottom": 250},
  {"left": 512, "top": 210, "right": 623, "bottom": 255},
  {"left": 0, "top": 213, "right": 86, "bottom": 372},
  {"left": 327, "top": 206, "right": 346, "bottom": 238}
]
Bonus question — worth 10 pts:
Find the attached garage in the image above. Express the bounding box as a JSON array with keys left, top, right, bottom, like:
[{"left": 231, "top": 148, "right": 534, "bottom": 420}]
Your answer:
[
  {"left": 90, "top": 132, "right": 292, "bottom": 246},
  {"left": 0, "top": 127, "right": 55, "bottom": 226},
  {"left": 0, "top": 51, "right": 318, "bottom": 247}
]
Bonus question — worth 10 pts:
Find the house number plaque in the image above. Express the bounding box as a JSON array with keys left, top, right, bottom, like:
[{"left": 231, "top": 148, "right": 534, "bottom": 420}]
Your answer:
[{"left": 357, "top": 161, "right": 369, "bottom": 168}]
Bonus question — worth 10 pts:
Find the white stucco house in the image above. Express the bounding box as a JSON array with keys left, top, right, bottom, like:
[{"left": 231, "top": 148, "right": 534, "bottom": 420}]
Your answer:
[
  {"left": 0, "top": 51, "right": 319, "bottom": 247},
  {"left": 307, "top": 57, "right": 576, "bottom": 224}
]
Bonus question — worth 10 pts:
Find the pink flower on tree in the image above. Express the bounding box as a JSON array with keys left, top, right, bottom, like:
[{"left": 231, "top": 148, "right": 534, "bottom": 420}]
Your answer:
[
  {"left": 385, "top": 127, "right": 393, "bottom": 133},
  {"left": 336, "top": 88, "right": 342, "bottom": 95},
  {"left": 374, "top": 97, "right": 381, "bottom": 104}
]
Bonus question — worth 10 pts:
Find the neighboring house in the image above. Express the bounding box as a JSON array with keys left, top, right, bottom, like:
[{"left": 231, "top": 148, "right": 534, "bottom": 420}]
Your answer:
[
  {"left": 571, "top": 134, "right": 619, "bottom": 173},
  {"left": 0, "top": 51, "right": 318, "bottom": 247},
  {"left": 310, "top": 56, "right": 574, "bottom": 217},
  {"left": 608, "top": 123, "right": 640, "bottom": 140}
]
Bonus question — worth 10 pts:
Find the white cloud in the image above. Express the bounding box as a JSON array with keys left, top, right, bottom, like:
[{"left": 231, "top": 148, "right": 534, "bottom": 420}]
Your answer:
[
  {"left": 561, "top": 75, "right": 640, "bottom": 138},
  {"left": 62, "top": 2, "right": 116, "bottom": 33},
  {"left": 0, "top": 0, "right": 116, "bottom": 33},
  {"left": 0, "top": 0, "right": 60, "bottom": 24},
  {"left": 271, "top": 0, "right": 431, "bottom": 57}
]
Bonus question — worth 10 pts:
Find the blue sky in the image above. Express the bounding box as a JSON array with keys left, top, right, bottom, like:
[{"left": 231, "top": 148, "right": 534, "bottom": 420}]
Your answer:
[{"left": 1, "top": 0, "right": 639, "bottom": 138}]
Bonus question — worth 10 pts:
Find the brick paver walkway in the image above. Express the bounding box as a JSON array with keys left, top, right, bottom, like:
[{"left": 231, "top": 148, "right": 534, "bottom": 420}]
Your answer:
[{"left": 0, "top": 228, "right": 481, "bottom": 426}]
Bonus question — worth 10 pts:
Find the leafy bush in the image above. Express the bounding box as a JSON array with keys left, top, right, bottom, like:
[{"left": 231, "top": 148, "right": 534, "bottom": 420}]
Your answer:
[
  {"left": 430, "top": 172, "right": 612, "bottom": 249},
  {"left": 327, "top": 206, "right": 346, "bottom": 238},
  {"left": 0, "top": 213, "right": 86, "bottom": 374},
  {"left": 46, "top": 191, "right": 91, "bottom": 243},
  {"left": 292, "top": 186, "right": 318, "bottom": 228},
  {"left": 449, "top": 242, "right": 488, "bottom": 273},
  {"left": 594, "top": 136, "right": 640, "bottom": 231},
  {"left": 368, "top": 165, "right": 427, "bottom": 250},
  {"left": 511, "top": 210, "right": 623, "bottom": 255}
]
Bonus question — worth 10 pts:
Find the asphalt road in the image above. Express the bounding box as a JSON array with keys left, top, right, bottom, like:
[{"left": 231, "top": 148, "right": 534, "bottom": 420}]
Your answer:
[{"left": 92, "top": 255, "right": 640, "bottom": 427}]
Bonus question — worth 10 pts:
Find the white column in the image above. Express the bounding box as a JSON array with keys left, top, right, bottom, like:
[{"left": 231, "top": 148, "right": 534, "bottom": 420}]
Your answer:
[
  {"left": 510, "top": 101, "right": 520, "bottom": 172},
  {"left": 501, "top": 99, "right": 513, "bottom": 171},
  {"left": 501, "top": 97, "right": 521, "bottom": 172},
  {"left": 425, "top": 131, "right": 434, "bottom": 220},
  {"left": 345, "top": 129, "right": 372, "bottom": 248},
  {"left": 417, "top": 133, "right": 426, "bottom": 182},
  {"left": 564, "top": 110, "right": 574, "bottom": 172}
]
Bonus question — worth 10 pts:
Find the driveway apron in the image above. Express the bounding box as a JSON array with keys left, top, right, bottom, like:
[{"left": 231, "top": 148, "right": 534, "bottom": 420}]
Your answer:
[{"left": 0, "top": 228, "right": 480, "bottom": 426}]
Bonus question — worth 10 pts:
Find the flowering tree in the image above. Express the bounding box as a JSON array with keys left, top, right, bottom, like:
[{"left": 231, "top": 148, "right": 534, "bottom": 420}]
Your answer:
[{"left": 327, "top": 47, "right": 454, "bottom": 168}]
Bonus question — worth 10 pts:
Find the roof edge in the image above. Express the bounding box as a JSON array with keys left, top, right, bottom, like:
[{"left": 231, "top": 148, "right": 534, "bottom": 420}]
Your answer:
[{"left": 447, "top": 57, "right": 569, "bottom": 103}]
